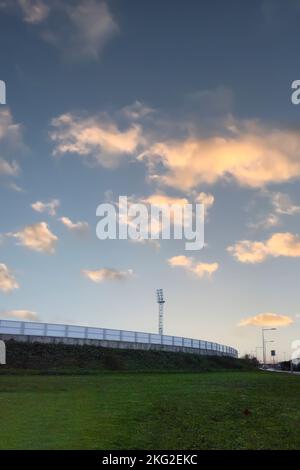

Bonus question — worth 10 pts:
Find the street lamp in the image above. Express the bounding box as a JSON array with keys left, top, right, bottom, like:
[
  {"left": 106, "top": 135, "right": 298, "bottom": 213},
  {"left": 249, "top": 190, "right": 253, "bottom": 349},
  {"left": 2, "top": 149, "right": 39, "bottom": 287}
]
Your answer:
[{"left": 262, "top": 328, "right": 277, "bottom": 367}]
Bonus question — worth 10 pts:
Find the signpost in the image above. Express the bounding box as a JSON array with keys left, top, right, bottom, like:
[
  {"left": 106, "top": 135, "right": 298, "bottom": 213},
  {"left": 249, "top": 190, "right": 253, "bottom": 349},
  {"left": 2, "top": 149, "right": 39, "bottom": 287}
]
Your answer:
[{"left": 271, "top": 349, "right": 276, "bottom": 367}]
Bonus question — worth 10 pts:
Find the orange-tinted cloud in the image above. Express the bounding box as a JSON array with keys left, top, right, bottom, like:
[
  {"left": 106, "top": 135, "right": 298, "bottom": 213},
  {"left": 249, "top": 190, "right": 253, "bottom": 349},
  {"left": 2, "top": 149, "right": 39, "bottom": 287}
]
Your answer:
[
  {"left": 239, "top": 312, "right": 294, "bottom": 327},
  {"left": 168, "top": 255, "right": 218, "bottom": 279},
  {"left": 59, "top": 216, "right": 89, "bottom": 234},
  {"left": 141, "top": 123, "right": 300, "bottom": 190},
  {"left": 0, "top": 309, "right": 38, "bottom": 320},
  {"left": 31, "top": 199, "right": 60, "bottom": 216},
  {"left": 228, "top": 232, "right": 300, "bottom": 263},
  {"left": 50, "top": 113, "right": 142, "bottom": 168},
  {"left": 82, "top": 267, "right": 133, "bottom": 283},
  {"left": 0, "top": 263, "right": 19, "bottom": 293},
  {"left": 11, "top": 222, "right": 58, "bottom": 254}
]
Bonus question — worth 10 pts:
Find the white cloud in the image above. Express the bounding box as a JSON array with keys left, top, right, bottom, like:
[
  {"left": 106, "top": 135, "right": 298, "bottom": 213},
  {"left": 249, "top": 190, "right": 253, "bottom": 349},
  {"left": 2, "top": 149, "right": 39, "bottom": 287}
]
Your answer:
[
  {"left": 0, "top": 158, "right": 19, "bottom": 176},
  {"left": 11, "top": 222, "right": 58, "bottom": 254},
  {"left": 82, "top": 267, "right": 133, "bottom": 283},
  {"left": 8, "top": 182, "right": 25, "bottom": 193},
  {"left": 168, "top": 255, "right": 218, "bottom": 279},
  {"left": 31, "top": 199, "right": 60, "bottom": 216},
  {"left": 228, "top": 232, "right": 300, "bottom": 263},
  {"left": 0, "top": 263, "right": 19, "bottom": 292},
  {"left": 0, "top": 309, "right": 38, "bottom": 320},
  {"left": 239, "top": 312, "right": 293, "bottom": 327},
  {"left": 50, "top": 113, "right": 142, "bottom": 168},
  {"left": 59, "top": 216, "right": 89, "bottom": 234}
]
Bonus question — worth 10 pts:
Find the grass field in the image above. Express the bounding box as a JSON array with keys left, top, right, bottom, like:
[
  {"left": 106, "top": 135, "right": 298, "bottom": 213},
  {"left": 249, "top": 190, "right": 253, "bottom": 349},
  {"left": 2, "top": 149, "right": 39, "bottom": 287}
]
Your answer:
[{"left": 0, "top": 371, "right": 299, "bottom": 450}]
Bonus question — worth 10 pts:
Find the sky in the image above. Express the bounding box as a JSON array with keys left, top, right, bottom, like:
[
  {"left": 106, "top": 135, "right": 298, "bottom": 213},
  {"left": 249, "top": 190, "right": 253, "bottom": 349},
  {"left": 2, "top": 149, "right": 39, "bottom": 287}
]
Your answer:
[{"left": 1, "top": 0, "right": 300, "bottom": 359}]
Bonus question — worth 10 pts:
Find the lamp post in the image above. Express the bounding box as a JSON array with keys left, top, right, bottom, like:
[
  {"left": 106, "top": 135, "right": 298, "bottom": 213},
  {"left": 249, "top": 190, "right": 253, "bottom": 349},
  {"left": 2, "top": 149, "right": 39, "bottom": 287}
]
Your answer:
[{"left": 262, "top": 328, "right": 276, "bottom": 367}]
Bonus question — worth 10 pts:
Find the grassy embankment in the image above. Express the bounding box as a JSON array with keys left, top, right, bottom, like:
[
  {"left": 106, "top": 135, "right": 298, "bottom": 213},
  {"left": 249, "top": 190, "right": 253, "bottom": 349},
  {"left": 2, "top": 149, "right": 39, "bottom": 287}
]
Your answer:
[{"left": 1, "top": 340, "right": 297, "bottom": 450}]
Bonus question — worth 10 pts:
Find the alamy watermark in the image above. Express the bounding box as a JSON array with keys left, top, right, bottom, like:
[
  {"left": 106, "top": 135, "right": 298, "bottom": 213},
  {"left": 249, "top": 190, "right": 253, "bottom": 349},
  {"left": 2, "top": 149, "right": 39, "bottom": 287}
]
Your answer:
[
  {"left": 96, "top": 196, "right": 204, "bottom": 251},
  {"left": 0, "top": 80, "right": 6, "bottom": 105}
]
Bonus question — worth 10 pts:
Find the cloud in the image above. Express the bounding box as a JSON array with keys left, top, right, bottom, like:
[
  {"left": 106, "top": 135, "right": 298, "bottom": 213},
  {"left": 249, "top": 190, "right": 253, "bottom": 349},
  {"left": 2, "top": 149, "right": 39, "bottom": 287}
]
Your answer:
[
  {"left": 0, "top": 309, "right": 38, "bottom": 320},
  {"left": 49, "top": 104, "right": 300, "bottom": 194},
  {"left": 59, "top": 216, "right": 89, "bottom": 234},
  {"left": 168, "top": 255, "right": 193, "bottom": 268},
  {"left": 144, "top": 191, "right": 210, "bottom": 215},
  {"left": 108, "top": 192, "right": 204, "bottom": 245},
  {"left": 0, "top": 108, "right": 21, "bottom": 140},
  {"left": 140, "top": 121, "right": 300, "bottom": 190},
  {"left": 0, "top": 263, "right": 19, "bottom": 292},
  {"left": 143, "top": 193, "right": 189, "bottom": 207},
  {"left": 50, "top": 113, "right": 142, "bottom": 168},
  {"left": 0, "top": 109, "right": 23, "bottom": 179},
  {"left": 18, "top": 0, "right": 49, "bottom": 23},
  {"left": 1, "top": 1, "right": 118, "bottom": 61},
  {"left": 168, "top": 255, "right": 218, "bottom": 279},
  {"left": 8, "top": 182, "right": 25, "bottom": 193},
  {"left": 248, "top": 190, "right": 300, "bottom": 231},
  {"left": 31, "top": 199, "right": 60, "bottom": 216},
  {"left": 195, "top": 192, "right": 214, "bottom": 216},
  {"left": 11, "top": 222, "right": 58, "bottom": 253},
  {"left": 120, "top": 101, "right": 154, "bottom": 120},
  {"left": 228, "top": 232, "right": 300, "bottom": 263},
  {"left": 239, "top": 312, "right": 294, "bottom": 327},
  {"left": 0, "top": 109, "right": 23, "bottom": 173},
  {"left": 0, "top": 158, "right": 19, "bottom": 176},
  {"left": 82, "top": 268, "right": 133, "bottom": 283},
  {"left": 248, "top": 213, "right": 280, "bottom": 231},
  {"left": 45, "top": 0, "right": 118, "bottom": 60},
  {"left": 269, "top": 191, "right": 300, "bottom": 215}
]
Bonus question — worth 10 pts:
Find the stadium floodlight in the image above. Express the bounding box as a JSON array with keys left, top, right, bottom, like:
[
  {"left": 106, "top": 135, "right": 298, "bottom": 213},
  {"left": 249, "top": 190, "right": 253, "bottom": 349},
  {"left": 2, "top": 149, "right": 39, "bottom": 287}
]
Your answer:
[{"left": 156, "top": 289, "right": 165, "bottom": 335}]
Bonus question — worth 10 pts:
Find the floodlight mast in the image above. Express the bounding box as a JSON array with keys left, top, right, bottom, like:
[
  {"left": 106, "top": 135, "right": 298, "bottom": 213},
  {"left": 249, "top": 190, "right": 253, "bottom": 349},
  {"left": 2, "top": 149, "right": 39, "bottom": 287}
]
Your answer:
[{"left": 156, "top": 289, "right": 165, "bottom": 335}]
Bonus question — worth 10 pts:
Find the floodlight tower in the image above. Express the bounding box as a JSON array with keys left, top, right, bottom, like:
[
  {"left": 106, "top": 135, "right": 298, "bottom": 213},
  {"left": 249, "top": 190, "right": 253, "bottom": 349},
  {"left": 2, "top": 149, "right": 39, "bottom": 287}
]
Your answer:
[{"left": 156, "top": 289, "right": 165, "bottom": 335}]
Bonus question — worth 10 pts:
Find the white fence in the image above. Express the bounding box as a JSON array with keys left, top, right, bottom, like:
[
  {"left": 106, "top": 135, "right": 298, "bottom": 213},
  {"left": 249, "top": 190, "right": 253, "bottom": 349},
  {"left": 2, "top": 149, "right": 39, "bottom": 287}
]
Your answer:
[{"left": 0, "top": 319, "right": 238, "bottom": 357}]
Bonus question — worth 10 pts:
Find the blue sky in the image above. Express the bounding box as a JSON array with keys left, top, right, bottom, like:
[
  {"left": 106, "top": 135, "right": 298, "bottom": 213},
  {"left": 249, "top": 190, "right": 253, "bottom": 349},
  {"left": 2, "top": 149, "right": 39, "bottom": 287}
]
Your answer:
[{"left": 1, "top": 0, "right": 300, "bottom": 358}]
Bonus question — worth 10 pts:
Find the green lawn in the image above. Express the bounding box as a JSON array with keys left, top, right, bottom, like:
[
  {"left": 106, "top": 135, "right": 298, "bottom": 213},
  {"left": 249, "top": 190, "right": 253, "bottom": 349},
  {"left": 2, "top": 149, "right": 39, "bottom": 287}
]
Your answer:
[{"left": 0, "top": 371, "right": 299, "bottom": 450}]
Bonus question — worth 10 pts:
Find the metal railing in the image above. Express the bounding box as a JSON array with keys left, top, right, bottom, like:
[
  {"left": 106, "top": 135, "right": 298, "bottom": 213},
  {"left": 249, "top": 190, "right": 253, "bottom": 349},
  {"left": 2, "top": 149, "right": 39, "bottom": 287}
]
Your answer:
[{"left": 0, "top": 319, "right": 238, "bottom": 357}]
